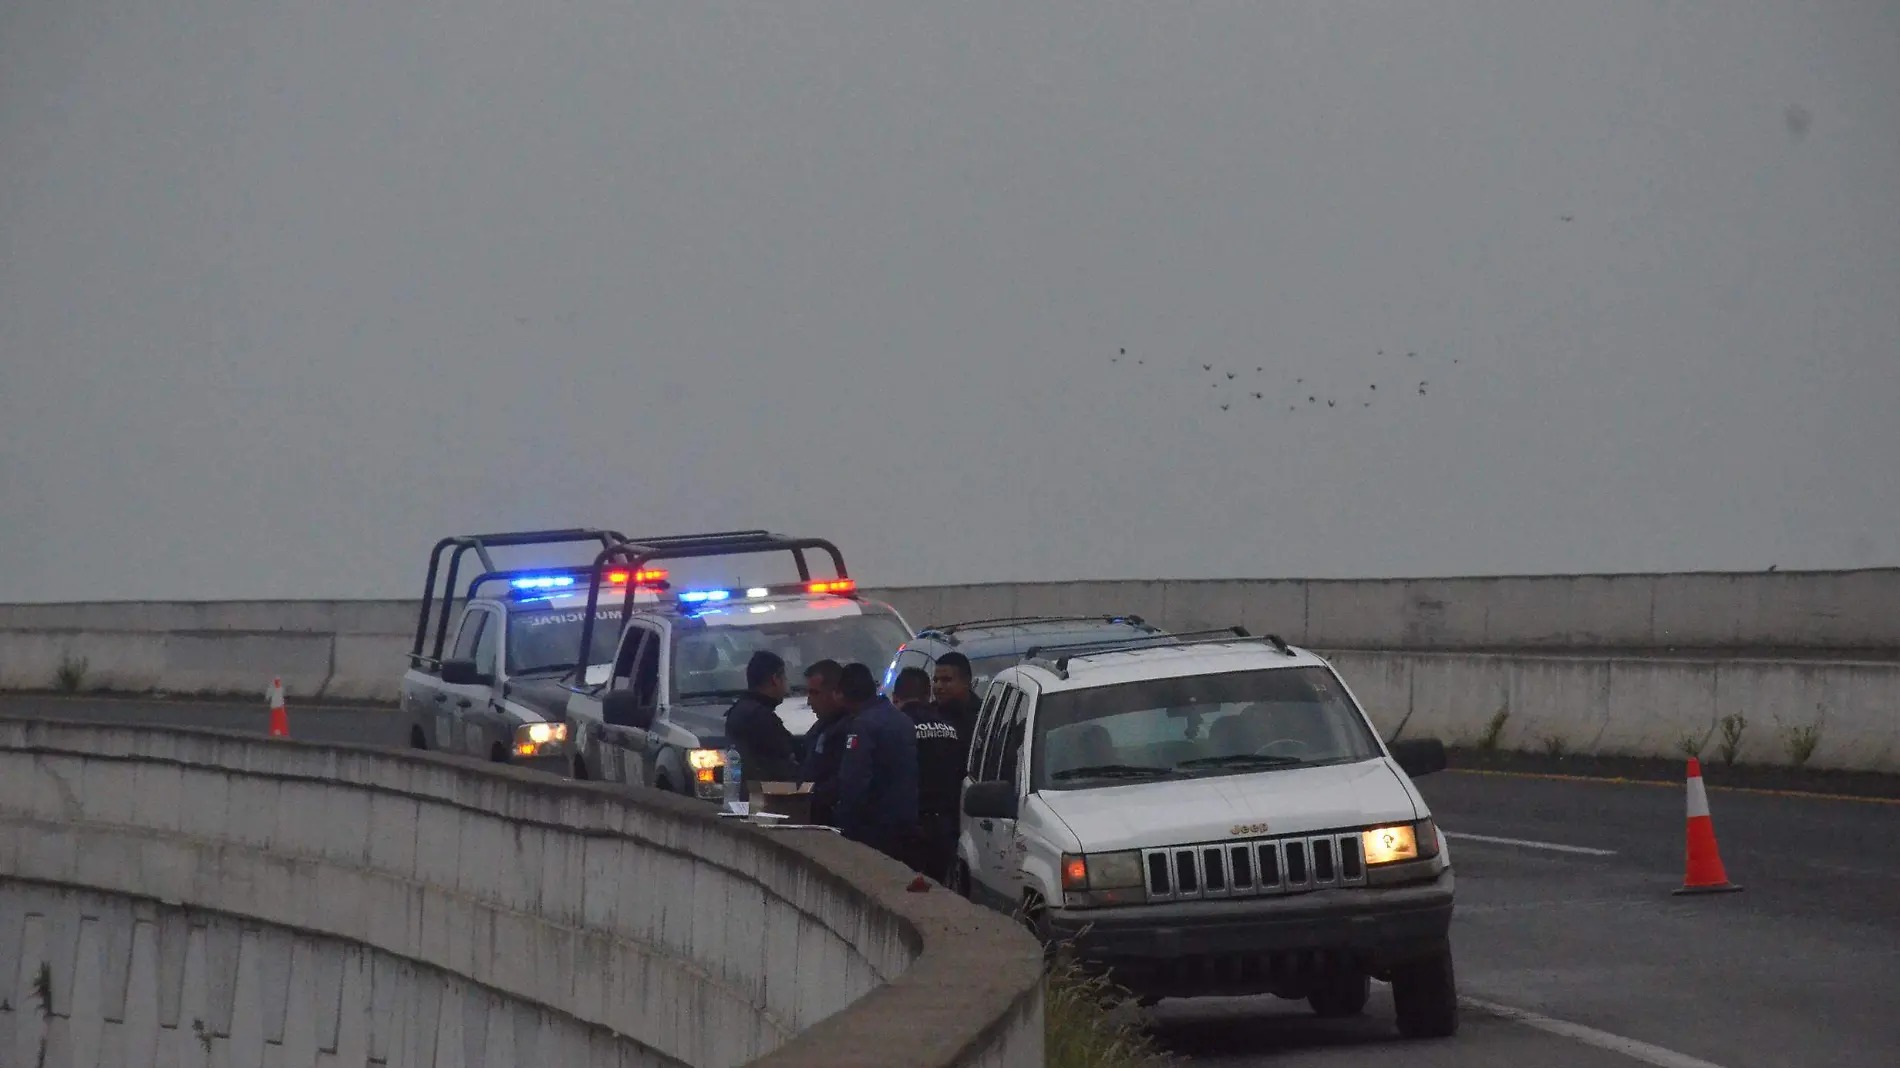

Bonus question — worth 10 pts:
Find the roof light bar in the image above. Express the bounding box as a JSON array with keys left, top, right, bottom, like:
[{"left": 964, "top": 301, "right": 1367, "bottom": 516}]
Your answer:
[
  {"left": 606, "top": 568, "right": 669, "bottom": 586},
  {"left": 510, "top": 575, "right": 576, "bottom": 590},
  {"left": 674, "top": 577, "right": 859, "bottom": 608}
]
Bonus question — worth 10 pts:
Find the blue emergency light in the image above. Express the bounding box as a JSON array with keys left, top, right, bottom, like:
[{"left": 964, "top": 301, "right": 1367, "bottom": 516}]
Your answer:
[
  {"left": 678, "top": 588, "right": 731, "bottom": 604},
  {"left": 510, "top": 575, "right": 576, "bottom": 590}
]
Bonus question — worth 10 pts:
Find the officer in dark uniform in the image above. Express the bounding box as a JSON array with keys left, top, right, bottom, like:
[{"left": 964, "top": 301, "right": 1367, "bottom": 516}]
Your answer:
[
  {"left": 723, "top": 650, "right": 800, "bottom": 786},
  {"left": 832, "top": 662, "right": 918, "bottom": 864},
  {"left": 800, "top": 659, "right": 850, "bottom": 825},
  {"left": 931, "top": 651, "right": 981, "bottom": 773},
  {"left": 893, "top": 666, "right": 964, "bottom": 882}
]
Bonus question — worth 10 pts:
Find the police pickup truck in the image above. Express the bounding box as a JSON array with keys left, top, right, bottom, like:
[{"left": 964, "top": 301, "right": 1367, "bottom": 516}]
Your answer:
[
  {"left": 559, "top": 533, "right": 913, "bottom": 800},
  {"left": 401, "top": 527, "right": 768, "bottom": 771},
  {"left": 401, "top": 528, "right": 912, "bottom": 800}
]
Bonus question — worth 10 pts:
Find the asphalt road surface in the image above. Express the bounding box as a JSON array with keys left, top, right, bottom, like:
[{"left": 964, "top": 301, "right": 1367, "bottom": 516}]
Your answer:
[{"left": 8, "top": 696, "right": 1897, "bottom": 1068}]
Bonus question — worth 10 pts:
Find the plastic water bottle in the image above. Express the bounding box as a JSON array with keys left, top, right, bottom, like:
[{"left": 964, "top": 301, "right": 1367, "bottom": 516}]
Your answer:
[{"left": 723, "top": 747, "right": 744, "bottom": 809}]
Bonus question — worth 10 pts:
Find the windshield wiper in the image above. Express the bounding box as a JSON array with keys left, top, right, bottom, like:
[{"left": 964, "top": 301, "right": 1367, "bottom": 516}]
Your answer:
[
  {"left": 1175, "top": 754, "right": 1305, "bottom": 771},
  {"left": 1051, "top": 763, "right": 1173, "bottom": 781}
]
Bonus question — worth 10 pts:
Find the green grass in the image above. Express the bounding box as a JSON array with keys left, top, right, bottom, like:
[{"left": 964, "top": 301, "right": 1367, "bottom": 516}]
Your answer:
[{"left": 1045, "top": 947, "right": 1178, "bottom": 1068}]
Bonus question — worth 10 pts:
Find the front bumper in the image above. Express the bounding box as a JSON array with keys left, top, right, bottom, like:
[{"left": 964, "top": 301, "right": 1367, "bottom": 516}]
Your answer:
[
  {"left": 513, "top": 752, "right": 574, "bottom": 778},
  {"left": 1046, "top": 869, "right": 1454, "bottom": 998}
]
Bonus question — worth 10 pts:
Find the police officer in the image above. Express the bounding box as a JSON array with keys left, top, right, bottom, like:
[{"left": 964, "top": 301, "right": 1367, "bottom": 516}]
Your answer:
[
  {"left": 723, "top": 650, "right": 801, "bottom": 787},
  {"left": 831, "top": 662, "right": 918, "bottom": 864},
  {"left": 893, "top": 666, "right": 963, "bottom": 881},
  {"left": 931, "top": 652, "right": 981, "bottom": 771},
  {"left": 800, "top": 659, "right": 850, "bottom": 825}
]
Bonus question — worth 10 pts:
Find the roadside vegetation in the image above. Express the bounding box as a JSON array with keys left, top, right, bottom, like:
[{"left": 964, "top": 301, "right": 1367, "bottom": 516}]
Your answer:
[
  {"left": 54, "top": 654, "right": 88, "bottom": 693},
  {"left": 1045, "top": 943, "right": 1177, "bottom": 1068}
]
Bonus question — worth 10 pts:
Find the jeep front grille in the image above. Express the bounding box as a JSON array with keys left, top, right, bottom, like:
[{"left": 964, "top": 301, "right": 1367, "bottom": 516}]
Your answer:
[{"left": 1143, "top": 831, "right": 1369, "bottom": 901}]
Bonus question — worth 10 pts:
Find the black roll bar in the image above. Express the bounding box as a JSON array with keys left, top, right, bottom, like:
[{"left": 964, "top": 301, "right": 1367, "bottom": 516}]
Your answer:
[
  {"left": 569, "top": 534, "right": 851, "bottom": 686},
  {"left": 413, "top": 528, "right": 630, "bottom": 663},
  {"left": 414, "top": 527, "right": 782, "bottom": 663}
]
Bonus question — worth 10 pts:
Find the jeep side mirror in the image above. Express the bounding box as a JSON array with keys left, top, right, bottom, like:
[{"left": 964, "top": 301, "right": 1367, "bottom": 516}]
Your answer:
[
  {"left": 1389, "top": 738, "right": 1448, "bottom": 778},
  {"left": 602, "top": 689, "right": 655, "bottom": 731},
  {"left": 962, "top": 780, "right": 1018, "bottom": 820},
  {"left": 440, "top": 659, "right": 490, "bottom": 687}
]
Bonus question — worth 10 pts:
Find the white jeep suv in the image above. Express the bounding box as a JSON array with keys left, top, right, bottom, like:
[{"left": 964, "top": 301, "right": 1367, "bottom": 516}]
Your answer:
[{"left": 954, "top": 628, "right": 1458, "bottom": 1037}]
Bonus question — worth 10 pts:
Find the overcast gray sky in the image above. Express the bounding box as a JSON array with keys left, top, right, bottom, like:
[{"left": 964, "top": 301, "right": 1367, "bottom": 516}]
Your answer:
[{"left": 2, "top": 2, "right": 1897, "bottom": 602}]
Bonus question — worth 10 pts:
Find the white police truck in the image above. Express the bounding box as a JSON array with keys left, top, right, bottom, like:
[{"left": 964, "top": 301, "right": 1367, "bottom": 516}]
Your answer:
[
  {"left": 400, "top": 528, "right": 781, "bottom": 773},
  {"left": 559, "top": 533, "right": 913, "bottom": 801},
  {"left": 954, "top": 627, "right": 1460, "bottom": 1037}
]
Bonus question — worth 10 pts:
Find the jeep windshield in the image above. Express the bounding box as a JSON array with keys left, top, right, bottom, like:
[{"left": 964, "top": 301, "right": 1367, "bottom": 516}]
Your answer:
[
  {"left": 1029, "top": 666, "right": 1383, "bottom": 790},
  {"left": 671, "top": 608, "right": 912, "bottom": 701},
  {"left": 507, "top": 606, "right": 626, "bottom": 675}
]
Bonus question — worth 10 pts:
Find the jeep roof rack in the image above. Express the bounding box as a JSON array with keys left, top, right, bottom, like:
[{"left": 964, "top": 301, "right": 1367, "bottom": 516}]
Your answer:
[
  {"left": 569, "top": 532, "right": 853, "bottom": 686},
  {"left": 1021, "top": 627, "right": 1295, "bottom": 679},
  {"left": 913, "top": 614, "right": 1150, "bottom": 645}
]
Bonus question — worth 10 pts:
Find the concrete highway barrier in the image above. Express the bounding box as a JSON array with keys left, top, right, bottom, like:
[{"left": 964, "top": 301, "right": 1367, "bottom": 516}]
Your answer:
[
  {"left": 1331, "top": 650, "right": 1900, "bottom": 774},
  {"left": 0, "top": 719, "right": 1045, "bottom": 1067},
  {"left": 0, "top": 569, "right": 1895, "bottom": 769}
]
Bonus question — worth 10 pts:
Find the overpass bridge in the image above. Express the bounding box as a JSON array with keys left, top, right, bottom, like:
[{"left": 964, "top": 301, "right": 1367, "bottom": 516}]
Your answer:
[{"left": 3, "top": 570, "right": 1899, "bottom": 1067}]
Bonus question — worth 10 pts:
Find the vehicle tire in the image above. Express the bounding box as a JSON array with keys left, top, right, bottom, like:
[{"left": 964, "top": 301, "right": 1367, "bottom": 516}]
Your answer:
[
  {"left": 947, "top": 861, "right": 973, "bottom": 901},
  {"left": 1392, "top": 949, "right": 1460, "bottom": 1038},
  {"left": 1308, "top": 972, "right": 1371, "bottom": 1018},
  {"left": 489, "top": 743, "right": 508, "bottom": 763},
  {"left": 572, "top": 755, "right": 590, "bottom": 780},
  {"left": 409, "top": 726, "right": 429, "bottom": 750}
]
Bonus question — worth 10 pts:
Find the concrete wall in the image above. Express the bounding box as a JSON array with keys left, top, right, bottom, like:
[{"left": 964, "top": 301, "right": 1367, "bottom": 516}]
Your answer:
[
  {"left": 1330, "top": 651, "right": 1900, "bottom": 774},
  {"left": 1, "top": 882, "right": 631, "bottom": 1068},
  {"left": 0, "top": 720, "right": 1045, "bottom": 1068},
  {"left": 2, "top": 568, "right": 1896, "bottom": 700}
]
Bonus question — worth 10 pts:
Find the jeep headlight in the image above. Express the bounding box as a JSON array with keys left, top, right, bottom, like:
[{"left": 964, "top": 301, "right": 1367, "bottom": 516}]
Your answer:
[
  {"left": 1060, "top": 850, "right": 1147, "bottom": 908},
  {"left": 1361, "top": 819, "right": 1439, "bottom": 865},
  {"left": 687, "top": 748, "right": 726, "bottom": 770},
  {"left": 512, "top": 722, "right": 569, "bottom": 757}
]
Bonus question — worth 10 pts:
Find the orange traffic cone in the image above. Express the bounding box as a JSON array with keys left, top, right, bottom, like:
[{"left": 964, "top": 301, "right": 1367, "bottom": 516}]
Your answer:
[
  {"left": 1673, "top": 758, "right": 1740, "bottom": 895},
  {"left": 267, "top": 677, "right": 290, "bottom": 737}
]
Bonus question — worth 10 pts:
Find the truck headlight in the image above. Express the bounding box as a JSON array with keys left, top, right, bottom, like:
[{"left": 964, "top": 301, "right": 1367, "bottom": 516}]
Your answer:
[
  {"left": 1060, "top": 850, "right": 1147, "bottom": 908},
  {"left": 1362, "top": 819, "right": 1439, "bottom": 865},
  {"left": 513, "top": 722, "right": 569, "bottom": 757},
  {"left": 687, "top": 748, "right": 726, "bottom": 796}
]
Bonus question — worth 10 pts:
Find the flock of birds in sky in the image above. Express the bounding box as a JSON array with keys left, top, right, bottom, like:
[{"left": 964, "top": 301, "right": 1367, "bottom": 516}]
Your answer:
[{"left": 1107, "top": 346, "right": 1463, "bottom": 413}]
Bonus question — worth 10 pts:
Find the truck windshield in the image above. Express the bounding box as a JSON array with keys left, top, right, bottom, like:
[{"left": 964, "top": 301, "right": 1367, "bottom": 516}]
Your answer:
[
  {"left": 671, "top": 609, "right": 912, "bottom": 701},
  {"left": 1029, "top": 666, "right": 1382, "bottom": 790},
  {"left": 507, "top": 607, "right": 625, "bottom": 675}
]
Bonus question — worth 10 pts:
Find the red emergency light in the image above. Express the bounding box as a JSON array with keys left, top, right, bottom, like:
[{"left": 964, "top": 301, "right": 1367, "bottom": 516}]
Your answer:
[{"left": 606, "top": 568, "right": 669, "bottom": 586}]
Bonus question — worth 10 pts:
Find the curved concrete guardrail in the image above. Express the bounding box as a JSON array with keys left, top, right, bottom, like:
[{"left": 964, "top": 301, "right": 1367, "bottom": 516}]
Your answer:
[{"left": 0, "top": 719, "right": 1045, "bottom": 1068}]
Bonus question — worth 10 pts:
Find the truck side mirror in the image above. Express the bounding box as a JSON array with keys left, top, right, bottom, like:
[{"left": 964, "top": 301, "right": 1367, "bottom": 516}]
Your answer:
[
  {"left": 1389, "top": 738, "right": 1448, "bottom": 778},
  {"left": 962, "top": 780, "right": 1018, "bottom": 820},
  {"left": 440, "top": 659, "right": 491, "bottom": 687},
  {"left": 602, "top": 689, "right": 655, "bottom": 731}
]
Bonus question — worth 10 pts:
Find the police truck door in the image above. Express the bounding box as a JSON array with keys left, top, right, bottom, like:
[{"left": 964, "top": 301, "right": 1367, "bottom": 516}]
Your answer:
[{"left": 438, "top": 608, "right": 502, "bottom": 755}]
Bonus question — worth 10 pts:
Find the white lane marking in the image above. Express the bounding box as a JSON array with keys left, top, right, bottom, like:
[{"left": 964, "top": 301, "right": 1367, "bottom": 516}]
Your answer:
[
  {"left": 1444, "top": 831, "right": 1617, "bottom": 856},
  {"left": 1462, "top": 997, "right": 1730, "bottom": 1068}
]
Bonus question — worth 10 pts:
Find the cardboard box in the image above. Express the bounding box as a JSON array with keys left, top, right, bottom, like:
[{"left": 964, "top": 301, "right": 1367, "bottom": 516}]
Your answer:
[{"left": 747, "top": 781, "right": 814, "bottom": 824}]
